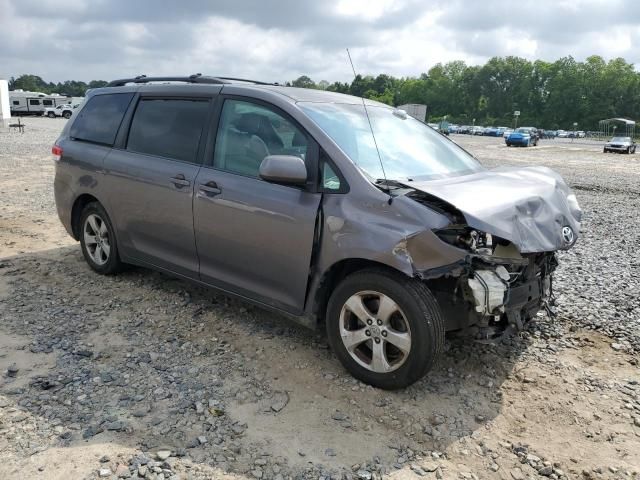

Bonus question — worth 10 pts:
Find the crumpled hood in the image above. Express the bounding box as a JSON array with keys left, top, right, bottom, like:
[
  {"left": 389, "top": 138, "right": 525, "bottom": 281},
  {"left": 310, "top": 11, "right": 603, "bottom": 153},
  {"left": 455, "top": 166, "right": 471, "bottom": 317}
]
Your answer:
[{"left": 408, "top": 166, "right": 582, "bottom": 253}]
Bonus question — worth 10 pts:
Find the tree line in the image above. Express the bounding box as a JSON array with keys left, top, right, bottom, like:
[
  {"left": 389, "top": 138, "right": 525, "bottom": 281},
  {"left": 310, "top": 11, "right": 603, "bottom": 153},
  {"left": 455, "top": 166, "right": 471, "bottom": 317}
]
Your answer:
[
  {"left": 8, "top": 75, "right": 108, "bottom": 98},
  {"left": 9, "top": 55, "right": 639, "bottom": 129},
  {"left": 288, "top": 56, "right": 640, "bottom": 130}
]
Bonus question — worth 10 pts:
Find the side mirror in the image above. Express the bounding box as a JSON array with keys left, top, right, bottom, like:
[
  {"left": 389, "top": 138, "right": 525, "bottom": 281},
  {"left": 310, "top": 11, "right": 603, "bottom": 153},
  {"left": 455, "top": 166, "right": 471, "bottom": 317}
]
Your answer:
[{"left": 259, "top": 155, "right": 307, "bottom": 185}]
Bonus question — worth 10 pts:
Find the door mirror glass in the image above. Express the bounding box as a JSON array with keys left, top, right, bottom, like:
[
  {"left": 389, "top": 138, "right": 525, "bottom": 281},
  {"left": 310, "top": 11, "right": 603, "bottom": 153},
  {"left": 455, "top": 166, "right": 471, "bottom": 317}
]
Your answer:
[{"left": 259, "top": 155, "right": 308, "bottom": 185}]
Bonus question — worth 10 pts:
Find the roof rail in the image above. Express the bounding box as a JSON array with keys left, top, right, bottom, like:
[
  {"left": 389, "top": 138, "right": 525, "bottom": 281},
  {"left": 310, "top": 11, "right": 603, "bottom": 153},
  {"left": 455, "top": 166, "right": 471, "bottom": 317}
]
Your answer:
[
  {"left": 215, "top": 77, "right": 279, "bottom": 86},
  {"left": 106, "top": 74, "right": 277, "bottom": 87}
]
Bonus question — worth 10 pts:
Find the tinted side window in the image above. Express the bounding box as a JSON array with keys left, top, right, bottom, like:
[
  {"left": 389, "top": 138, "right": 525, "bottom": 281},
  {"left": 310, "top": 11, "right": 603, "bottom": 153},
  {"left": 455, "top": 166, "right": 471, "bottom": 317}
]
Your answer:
[
  {"left": 70, "top": 93, "right": 133, "bottom": 146},
  {"left": 12, "top": 101, "right": 19, "bottom": 105},
  {"left": 43, "top": 99, "right": 53, "bottom": 106},
  {"left": 126, "top": 98, "right": 209, "bottom": 163},
  {"left": 213, "top": 99, "right": 308, "bottom": 177},
  {"left": 29, "top": 99, "right": 40, "bottom": 105}
]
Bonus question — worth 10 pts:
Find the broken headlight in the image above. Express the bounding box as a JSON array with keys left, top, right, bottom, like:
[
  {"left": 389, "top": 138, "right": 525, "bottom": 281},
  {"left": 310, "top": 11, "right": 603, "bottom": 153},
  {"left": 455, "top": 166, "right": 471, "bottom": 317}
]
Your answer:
[{"left": 434, "top": 226, "right": 496, "bottom": 254}]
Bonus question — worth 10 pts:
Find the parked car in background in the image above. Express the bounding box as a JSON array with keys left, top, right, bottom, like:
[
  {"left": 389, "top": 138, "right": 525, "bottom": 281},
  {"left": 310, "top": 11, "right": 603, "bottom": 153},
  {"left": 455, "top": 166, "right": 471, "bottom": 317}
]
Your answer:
[
  {"left": 457, "top": 125, "right": 471, "bottom": 134},
  {"left": 506, "top": 127, "right": 539, "bottom": 147},
  {"left": 52, "top": 74, "right": 581, "bottom": 389},
  {"left": 557, "top": 130, "right": 568, "bottom": 138},
  {"left": 502, "top": 128, "right": 514, "bottom": 138},
  {"left": 44, "top": 103, "right": 75, "bottom": 119},
  {"left": 483, "top": 126, "right": 501, "bottom": 137},
  {"left": 471, "top": 126, "right": 485, "bottom": 135},
  {"left": 603, "top": 136, "right": 636, "bottom": 154},
  {"left": 448, "top": 124, "right": 460, "bottom": 134}
]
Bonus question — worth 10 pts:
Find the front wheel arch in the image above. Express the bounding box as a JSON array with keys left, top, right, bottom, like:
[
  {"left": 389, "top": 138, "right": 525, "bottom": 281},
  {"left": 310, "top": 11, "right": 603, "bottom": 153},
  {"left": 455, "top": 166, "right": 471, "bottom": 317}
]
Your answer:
[{"left": 312, "top": 259, "right": 411, "bottom": 326}]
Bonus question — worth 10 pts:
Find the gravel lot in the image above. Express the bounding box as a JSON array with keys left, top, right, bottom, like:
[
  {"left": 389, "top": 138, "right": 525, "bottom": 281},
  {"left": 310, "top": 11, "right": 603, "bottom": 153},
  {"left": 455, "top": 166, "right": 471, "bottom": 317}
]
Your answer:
[{"left": 1, "top": 118, "right": 639, "bottom": 480}]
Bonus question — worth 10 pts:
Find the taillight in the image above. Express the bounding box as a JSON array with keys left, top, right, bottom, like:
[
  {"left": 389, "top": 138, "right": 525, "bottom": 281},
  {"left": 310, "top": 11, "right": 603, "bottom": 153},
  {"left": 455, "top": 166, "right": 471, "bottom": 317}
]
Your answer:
[{"left": 52, "top": 145, "right": 63, "bottom": 161}]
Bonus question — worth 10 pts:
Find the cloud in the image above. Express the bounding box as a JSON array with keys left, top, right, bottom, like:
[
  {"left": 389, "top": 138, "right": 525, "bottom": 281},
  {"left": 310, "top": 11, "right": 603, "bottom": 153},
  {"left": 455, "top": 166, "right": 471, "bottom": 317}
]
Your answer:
[{"left": 0, "top": 0, "right": 638, "bottom": 83}]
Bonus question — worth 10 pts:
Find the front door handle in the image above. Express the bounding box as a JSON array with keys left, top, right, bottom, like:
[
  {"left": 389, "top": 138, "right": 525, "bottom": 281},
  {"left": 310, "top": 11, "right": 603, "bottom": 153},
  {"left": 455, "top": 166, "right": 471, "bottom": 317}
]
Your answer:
[
  {"left": 170, "top": 174, "right": 191, "bottom": 188},
  {"left": 199, "top": 181, "right": 221, "bottom": 196}
]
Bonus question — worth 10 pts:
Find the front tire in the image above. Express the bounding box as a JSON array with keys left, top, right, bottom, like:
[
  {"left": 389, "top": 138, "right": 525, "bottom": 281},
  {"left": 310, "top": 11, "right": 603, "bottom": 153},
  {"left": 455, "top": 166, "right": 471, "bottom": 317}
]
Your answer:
[
  {"left": 326, "top": 269, "right": 445, "bottom": 389},
  {"left": 79, "top": 202, "right": 123, "bottom": 274},
  {"left": 62, "top": 111, "right": 72, "bottom": 119}
]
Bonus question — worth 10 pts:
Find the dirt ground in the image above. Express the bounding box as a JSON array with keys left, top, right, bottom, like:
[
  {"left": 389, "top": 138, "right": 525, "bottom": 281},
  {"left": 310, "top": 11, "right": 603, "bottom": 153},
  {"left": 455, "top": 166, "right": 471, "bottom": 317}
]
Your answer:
[{"left": 1, "top": 119, "right": 639, "bottom": 480}]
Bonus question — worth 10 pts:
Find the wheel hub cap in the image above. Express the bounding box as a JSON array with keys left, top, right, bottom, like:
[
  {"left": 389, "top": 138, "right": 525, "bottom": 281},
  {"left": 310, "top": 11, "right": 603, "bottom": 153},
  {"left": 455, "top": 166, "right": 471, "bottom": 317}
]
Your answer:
[{"left": 339, "top": 290, "right": 411, "bottom": 374}]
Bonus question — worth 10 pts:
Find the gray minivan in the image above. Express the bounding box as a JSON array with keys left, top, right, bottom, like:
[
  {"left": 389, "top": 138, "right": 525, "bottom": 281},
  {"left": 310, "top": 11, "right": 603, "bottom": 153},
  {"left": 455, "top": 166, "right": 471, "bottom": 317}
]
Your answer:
[{"left": 53, "top": 75, "right": 581, "bottom": 389}]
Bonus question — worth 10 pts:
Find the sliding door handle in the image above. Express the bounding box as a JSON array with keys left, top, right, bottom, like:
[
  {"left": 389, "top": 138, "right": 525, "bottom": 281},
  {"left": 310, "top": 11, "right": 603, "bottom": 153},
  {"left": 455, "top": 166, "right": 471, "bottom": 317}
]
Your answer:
[
  {"left": 170, "top": 174, "right": 191, "bottom": 188},
  {"left": 199, "top": 181, "right": 221, "bottom": 196}
]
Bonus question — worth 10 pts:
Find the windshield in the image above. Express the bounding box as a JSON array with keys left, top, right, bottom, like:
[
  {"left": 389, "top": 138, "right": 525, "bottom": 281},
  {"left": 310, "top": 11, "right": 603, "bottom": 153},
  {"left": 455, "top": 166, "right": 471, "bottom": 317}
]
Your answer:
[
  {"left": 611, "top": 137, "right": 630, "bottom": 142},
  {"left": 299, "top": 102, "right": 483, "bottom": 181}
]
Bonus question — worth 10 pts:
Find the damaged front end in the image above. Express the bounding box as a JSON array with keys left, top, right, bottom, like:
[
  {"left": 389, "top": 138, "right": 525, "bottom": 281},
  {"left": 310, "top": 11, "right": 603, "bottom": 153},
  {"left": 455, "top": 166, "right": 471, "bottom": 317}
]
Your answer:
[
  {"left": 393, "top": 166, "right": 580, "bottom": 339},
  {"left": 422, "top": 225, "right": 558, "bottom": 339}
]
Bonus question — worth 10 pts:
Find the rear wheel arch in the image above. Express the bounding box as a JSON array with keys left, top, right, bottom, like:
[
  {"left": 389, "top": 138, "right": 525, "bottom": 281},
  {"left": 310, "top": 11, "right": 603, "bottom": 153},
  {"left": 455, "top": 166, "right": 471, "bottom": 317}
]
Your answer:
[{"left": 71, "top": 194, "right": 101, "bottom": 240}]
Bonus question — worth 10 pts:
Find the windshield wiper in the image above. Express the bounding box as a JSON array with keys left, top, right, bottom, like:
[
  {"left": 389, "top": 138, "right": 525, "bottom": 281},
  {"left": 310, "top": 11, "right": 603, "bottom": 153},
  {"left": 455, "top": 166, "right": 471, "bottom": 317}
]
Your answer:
[
  {"left": 374, "top": 179, "right": 416, "bottom": 198},
  {"left": 375, "top": 178, "right": 413, "bottom": 189}
]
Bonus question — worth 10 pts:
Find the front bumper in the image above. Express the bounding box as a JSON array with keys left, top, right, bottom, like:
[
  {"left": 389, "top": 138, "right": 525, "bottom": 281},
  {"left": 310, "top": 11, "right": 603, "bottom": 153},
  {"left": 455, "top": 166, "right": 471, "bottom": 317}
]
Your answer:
[
  {"left": 605, "top": 145, "right": 629, "bottom": 151},
  {"left": 507, "top": 137, "right": 530, "bottom": 145},
  {"left": 426, "top": 252, "right": 556, "bottom": 333}
]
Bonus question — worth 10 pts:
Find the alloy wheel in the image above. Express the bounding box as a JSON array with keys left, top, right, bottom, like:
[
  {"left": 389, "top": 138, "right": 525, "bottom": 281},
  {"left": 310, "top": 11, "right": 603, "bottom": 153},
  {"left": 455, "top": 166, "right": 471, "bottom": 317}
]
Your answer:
[
  {"left": 83, "top": 214, "right": 110, "bottom": 266},
  {"left": 339, "top": 290, "right": 411, "bottom": 373}
]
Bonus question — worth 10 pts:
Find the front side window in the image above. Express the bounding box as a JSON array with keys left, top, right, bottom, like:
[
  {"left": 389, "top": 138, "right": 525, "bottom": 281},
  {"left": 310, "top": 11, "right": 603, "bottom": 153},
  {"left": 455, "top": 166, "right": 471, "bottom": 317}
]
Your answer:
[
  {"left": 126, "top": 98, "right": 209, "bottom": 163},
  {"left": 300, "top": 102, "right": 483, "bottom": 182},
  {"left": 70, "top": 93, "right": 134, "bottom": 146},
  {"left": 213, "top": 99, "right": 308, "bottom": 178},
  {"left": 29, "top": 99, "right": 40, "bottom": 105}
]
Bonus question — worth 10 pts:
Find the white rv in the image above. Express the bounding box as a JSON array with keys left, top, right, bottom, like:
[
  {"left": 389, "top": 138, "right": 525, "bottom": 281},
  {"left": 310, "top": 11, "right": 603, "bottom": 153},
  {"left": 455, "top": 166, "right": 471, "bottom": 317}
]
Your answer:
[{"left": 9, "top": 90, "right": 73, "bottom": 116}]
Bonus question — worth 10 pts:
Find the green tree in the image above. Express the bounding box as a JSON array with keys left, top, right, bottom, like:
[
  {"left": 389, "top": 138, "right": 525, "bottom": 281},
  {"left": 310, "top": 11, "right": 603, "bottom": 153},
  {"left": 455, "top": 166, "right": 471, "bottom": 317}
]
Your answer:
[{"left": 291, "top": 75, "right": 316, "bottom": 89}]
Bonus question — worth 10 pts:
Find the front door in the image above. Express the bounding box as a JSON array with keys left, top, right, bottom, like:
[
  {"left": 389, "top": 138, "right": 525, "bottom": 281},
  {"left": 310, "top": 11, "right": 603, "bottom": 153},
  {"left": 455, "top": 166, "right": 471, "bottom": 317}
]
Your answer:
[
  {"left": 194, "top": 98, "right": 321, "bottom": 313},
  {"left": 103, "top": 96, "right": 211, "bottom": 278}
]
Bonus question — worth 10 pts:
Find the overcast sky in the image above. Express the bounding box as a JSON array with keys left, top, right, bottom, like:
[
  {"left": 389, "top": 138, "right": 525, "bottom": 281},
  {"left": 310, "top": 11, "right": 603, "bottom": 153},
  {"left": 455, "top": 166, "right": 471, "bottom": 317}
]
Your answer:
[{"left": 1, "top": 0, "right": 639, "bottom": 84}]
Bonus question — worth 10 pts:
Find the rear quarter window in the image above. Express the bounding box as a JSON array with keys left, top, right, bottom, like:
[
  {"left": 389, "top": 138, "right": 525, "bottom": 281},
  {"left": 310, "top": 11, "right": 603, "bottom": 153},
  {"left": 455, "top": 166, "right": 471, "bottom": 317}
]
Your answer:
[
  {"left": 70, "top": 93, "right": 134, "bottom": 146},
  {"left": 126, "top": 98, "right": 210, "bottom": 163}
]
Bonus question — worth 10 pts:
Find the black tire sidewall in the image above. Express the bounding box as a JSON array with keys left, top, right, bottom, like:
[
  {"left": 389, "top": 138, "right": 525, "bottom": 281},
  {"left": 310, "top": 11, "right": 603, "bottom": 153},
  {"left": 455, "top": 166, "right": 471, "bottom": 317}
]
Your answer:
[
  {"left": 326, "top": 270, "right": 443, "bottom": 389},
  {"left": 79, "top": 203, "right": 122, "bottom": 274}
]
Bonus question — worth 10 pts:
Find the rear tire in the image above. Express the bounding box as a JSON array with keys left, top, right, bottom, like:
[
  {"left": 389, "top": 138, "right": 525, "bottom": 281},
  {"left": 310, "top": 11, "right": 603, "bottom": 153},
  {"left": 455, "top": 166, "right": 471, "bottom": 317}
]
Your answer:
[
  {"left": 79, "top": 202, "right": 123, "bottom": 275},
  {"left": 326, "top": 269, "right": 445, "bottom": 389},
  {"left": 47, "top": 112, "right": 55, "bottom": 118}
]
